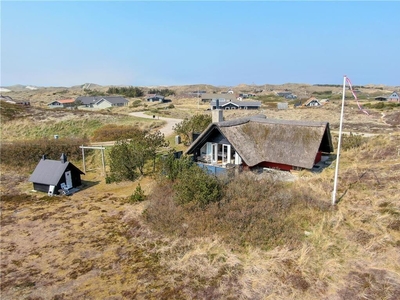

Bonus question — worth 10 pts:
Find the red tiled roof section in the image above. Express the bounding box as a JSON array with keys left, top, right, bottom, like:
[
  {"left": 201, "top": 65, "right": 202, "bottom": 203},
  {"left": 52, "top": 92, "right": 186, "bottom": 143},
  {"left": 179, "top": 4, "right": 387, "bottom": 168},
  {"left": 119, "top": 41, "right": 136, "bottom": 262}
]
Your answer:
[{"left": 57, "top": 99, "right": 75, "bottom": 104}]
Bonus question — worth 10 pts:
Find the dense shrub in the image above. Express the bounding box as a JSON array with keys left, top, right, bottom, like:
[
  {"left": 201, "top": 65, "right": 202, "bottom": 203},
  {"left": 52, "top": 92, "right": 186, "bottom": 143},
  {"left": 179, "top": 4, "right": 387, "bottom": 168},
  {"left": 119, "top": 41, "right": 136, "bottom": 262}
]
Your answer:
[
  {"left": 145, "top": 173, "right": 330, "bottom": 250},
  {"left": 173, "top": 164, "right": 223, "bottom": 208},
  {"left": 129, "top": 184, "right": 146, "bottom": 203},
  {"left": 0, "top": 137, "right": 90, "bottom": 168},
  {"left": 131, "top": 99, "right": 143, "bottom": 108},
  {"left": 159, "top": 153, "right": 193, "bottom": 182},
  {"left": 108, "top": 130, "right": 168, "bottom": 182}
]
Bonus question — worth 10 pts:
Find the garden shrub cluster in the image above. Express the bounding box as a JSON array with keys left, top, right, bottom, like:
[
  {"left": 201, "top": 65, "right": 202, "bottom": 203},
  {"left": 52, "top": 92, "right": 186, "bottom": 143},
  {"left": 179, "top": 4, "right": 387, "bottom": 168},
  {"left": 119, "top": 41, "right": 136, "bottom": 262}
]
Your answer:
[{"left": 0, "top": 137, "right": 89, "bottom": 168}]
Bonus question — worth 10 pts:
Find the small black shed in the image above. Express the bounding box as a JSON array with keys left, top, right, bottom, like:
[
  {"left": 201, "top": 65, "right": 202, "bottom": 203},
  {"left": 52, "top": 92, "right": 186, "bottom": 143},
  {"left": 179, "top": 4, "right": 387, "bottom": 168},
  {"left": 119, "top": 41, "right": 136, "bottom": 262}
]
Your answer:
[{"left": 28, "top": 153, "right": 85, "bottom": 195}]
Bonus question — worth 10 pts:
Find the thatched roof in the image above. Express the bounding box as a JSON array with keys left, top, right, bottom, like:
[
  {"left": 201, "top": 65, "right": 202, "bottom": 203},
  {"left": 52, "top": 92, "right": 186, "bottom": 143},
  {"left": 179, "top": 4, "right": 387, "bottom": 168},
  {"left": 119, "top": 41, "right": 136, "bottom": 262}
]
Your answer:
[{"left": 185, "top": 116, "right": 333, "bottom": 169}]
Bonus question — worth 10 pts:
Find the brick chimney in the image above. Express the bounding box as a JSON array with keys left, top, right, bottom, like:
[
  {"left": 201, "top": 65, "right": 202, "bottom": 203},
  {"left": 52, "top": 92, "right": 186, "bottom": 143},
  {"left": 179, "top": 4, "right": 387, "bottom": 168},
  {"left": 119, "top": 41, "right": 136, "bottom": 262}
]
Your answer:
[
  {"left": 60, "top": 153, "right": 67, "bottom": 164},
  {"left": 212, "top": 99, "right": 223, "bottom": 123}
]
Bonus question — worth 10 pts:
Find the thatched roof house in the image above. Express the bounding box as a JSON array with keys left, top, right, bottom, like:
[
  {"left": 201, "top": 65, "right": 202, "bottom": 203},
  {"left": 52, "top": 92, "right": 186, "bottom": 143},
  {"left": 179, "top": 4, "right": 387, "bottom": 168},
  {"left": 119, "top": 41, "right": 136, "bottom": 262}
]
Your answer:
[{"left": 185, "top": 115, "right": 333, "bottom": 171}]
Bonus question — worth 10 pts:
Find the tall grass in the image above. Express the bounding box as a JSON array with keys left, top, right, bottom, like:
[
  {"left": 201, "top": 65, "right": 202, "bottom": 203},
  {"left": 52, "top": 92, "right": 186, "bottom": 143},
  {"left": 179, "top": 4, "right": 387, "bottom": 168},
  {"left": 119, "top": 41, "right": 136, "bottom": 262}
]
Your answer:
[{"left": 144, "top": 173, "right": 330, "bottom": 250}]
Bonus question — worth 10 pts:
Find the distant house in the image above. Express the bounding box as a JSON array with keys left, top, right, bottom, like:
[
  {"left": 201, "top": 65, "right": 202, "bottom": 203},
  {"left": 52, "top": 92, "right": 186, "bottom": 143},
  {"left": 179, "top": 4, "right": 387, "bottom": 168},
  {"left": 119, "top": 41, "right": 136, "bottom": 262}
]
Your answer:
[
  {"left": 388, "top": 91, "right": 400, "bottom": 102},
  {"left": 146, "top": 94, "right": 166, "bottom": 102},
  {"left": 276, "top": 92, "right": 297, "bottom": 99},
  {"left": 277, "top": 102, "right": 288, "bottom": 110},
  {"left": 201, "top": 93, "right": 237, "bottom": 103},
  {"left": 185, "top": 115, "right": 333, "bottom": 172},
  {"left": 303, "top": 97, "right": 322, "bottom": 107},
  {"left": 28, "top": 154, "right": 85, "bottom": 195},
  {"left": 374, "top": 96, "right": 387, "bottom": 101},
  {"left": 76, "top": 96, "right": 128, "bottom": 109},
  {"left": 0, "top": 95, "right": 30, "bottom": 105},
  {"left": 238, "top": 93, "right": 255, "bottom": 99},
  {"left": 48, "top": 99, "right": 76, "bottom": 109},
  {"left": 210, "top": 99, "right": 261, "bottom": 110}
]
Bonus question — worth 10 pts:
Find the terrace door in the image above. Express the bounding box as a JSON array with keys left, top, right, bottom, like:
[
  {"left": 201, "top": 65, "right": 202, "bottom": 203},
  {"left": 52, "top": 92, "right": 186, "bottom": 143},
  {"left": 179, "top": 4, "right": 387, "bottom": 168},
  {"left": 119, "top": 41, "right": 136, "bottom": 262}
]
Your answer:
[
  {"left": 222, "top": 144, "right": 231, "bottom": 165},
  {"left": 211, "top": 143, "right": 218, "bottom": 164}
]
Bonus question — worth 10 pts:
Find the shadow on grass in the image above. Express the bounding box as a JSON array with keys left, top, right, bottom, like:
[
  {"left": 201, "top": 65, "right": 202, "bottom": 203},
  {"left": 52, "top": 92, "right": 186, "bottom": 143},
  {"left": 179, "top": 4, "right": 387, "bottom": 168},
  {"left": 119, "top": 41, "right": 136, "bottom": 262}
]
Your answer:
[{"left": 79, "top": 180, "right": 101, "bottom": 191}]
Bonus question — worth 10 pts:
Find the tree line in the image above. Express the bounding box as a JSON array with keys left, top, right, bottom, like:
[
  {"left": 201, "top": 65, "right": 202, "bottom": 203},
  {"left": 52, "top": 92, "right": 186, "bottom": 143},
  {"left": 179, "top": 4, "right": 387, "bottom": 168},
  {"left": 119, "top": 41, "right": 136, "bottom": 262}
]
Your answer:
[
  {"left": 148, "top": 88, "right": 175, "bottom": 97},
  {"left": 107, "top": 86, "right": 144, "bottom": 98}
]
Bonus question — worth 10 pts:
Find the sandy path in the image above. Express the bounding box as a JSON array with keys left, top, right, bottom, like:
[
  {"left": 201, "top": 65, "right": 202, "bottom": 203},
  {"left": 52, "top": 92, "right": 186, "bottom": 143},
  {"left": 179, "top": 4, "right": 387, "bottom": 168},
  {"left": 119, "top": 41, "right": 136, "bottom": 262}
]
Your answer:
[{"left": 129, "top": 111, "right": 183, "bottom": 137}]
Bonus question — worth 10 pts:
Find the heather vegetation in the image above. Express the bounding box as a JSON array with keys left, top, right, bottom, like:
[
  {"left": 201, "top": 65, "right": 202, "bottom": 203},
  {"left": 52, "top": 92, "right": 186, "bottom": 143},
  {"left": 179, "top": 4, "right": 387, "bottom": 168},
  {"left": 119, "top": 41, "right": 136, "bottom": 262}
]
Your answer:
[
  {"left": 145, "top": 172, "right": 330, "bottom": 250},
  {"left": 0, "top": 137, "right": 89, "bottom": 168},
  {"left": 92, "top": 124, "right": 143, "bottom": 142}
]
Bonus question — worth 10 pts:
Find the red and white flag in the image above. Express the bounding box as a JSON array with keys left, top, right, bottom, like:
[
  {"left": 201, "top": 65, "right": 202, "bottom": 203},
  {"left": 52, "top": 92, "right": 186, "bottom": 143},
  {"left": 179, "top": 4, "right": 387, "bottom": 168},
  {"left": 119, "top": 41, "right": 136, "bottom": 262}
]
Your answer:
[{"left": 345, "top": 77, "right": 369, "bottom": 115}]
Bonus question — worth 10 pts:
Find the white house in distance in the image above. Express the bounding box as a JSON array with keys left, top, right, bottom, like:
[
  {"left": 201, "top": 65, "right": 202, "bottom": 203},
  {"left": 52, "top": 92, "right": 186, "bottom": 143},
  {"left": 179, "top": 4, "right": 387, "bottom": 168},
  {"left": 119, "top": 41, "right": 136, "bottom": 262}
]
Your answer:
[
  {"left": 374, "top": 91, "right": 400, "bottom": 103},
  {"left": 303, "top": 97, "right": 322, "bottom": 107},
  {"left": 48, "top": 99, "right": 76, "bottom": 109},
  {"left": 388, "top": 91, "right": 400, "bottom": 102},
  {"left": 75, "top": 96, "right": 129, "bottom": 109}
]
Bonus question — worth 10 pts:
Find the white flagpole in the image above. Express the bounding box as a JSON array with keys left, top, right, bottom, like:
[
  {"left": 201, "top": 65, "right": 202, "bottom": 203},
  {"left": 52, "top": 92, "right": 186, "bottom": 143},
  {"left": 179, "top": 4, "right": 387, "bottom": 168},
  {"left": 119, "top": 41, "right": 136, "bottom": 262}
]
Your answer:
[{"left": 332, "top": 75, "right": 347, "bottom": 205}]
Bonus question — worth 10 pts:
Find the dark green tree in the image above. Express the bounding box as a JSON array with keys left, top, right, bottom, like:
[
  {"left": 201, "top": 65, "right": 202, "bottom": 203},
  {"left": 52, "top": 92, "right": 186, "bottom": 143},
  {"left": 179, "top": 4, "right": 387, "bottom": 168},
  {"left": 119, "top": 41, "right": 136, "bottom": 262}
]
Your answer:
[
  {"left": 173, "top": 114, "right": 212, "bottom": 145},
  {"left": 173, "top": 164, "right": 223, "bottom": 208},
  {"left": 108, "top": 129, "right": 168, "bottom": 182},
  {"left": 160, "top": 152, "right": 193, "bottom": 182},
  {"left": 108, "top": 139, "right": 140, "bottom": 181},
  {"left": 129, "top": 183, "right": 146, "bottom": 203},
  {"left": 145, "top": 130, "right": 169, "bottom": 173}
]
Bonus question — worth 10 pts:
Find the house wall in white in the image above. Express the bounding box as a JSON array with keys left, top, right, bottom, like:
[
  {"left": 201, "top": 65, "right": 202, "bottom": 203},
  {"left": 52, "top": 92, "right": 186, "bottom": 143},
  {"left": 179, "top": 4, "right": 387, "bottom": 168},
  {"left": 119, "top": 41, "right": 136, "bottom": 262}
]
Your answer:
[
  {"left": 95, "top": 99, "right": 112, "bottom": 109},
  {"left": 388, "top": 92, "right": 399, "bottom": 102}
]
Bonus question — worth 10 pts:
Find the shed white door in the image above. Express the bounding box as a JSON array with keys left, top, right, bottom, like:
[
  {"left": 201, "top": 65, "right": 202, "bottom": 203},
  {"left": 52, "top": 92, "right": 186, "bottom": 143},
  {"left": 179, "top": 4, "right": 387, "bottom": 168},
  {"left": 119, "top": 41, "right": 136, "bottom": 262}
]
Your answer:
[{"left": 65, "top": 171, "right": 72, "bottom": 188}]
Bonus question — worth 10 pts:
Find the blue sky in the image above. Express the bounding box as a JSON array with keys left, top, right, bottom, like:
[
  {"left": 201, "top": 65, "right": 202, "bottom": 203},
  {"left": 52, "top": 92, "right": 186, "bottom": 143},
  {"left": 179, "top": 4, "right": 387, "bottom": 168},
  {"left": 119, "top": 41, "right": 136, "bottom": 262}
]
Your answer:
[{"left": 1, "top": 1, "right": 399, "bottom": 87}]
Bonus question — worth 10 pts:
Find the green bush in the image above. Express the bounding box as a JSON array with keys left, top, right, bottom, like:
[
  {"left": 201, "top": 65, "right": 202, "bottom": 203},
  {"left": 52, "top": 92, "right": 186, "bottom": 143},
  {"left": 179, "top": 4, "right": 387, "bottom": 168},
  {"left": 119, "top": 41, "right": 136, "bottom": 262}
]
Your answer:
[
  {"left": 130, "top": 183, "right": 146, "bottom": 203},
  {"left": 159, "top": 153, "right": 193, "bottom": 182},
  {"left": 131, "top": 100, "right": 143, "bottom": 108},
  {"left": 173, "top": 164, "right": 223, "bottom": 208}
]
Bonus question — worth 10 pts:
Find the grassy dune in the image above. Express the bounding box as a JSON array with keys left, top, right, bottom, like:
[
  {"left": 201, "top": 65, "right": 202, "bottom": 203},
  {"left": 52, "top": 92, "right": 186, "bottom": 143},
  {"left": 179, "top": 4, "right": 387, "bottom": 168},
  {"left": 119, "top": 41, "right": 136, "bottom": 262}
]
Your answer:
[{"left": 1, "top": 95, "right": 400, "bottom": 299}]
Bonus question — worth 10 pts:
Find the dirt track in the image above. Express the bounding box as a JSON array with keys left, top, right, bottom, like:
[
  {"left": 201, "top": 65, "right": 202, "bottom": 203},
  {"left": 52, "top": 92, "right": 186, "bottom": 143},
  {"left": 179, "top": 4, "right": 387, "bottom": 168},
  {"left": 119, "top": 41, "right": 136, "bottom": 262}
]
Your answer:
[{"left": 129, "top": 111, "right": 183, "bottom": 137}]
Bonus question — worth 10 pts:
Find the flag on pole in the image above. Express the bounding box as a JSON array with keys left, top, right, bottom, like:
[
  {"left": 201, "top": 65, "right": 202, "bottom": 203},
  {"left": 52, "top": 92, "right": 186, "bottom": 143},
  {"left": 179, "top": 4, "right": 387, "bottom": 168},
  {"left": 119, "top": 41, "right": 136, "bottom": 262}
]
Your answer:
[
  {"left": 332, "top": 76, "right": 369, "bottom": 205},
  {"left": 345, "top": 77, "right": 369, "bottom": 115}
]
